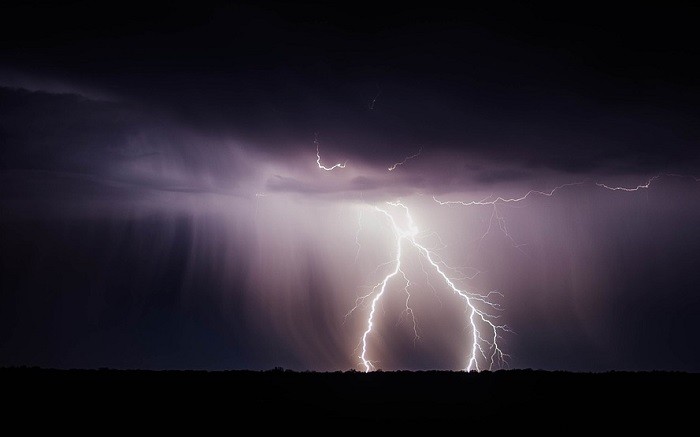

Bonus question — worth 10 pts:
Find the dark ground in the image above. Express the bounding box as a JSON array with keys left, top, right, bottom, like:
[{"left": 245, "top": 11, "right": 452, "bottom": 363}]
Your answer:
[{"left": 2, "top": 367, "right": 697, "bottom": 427}]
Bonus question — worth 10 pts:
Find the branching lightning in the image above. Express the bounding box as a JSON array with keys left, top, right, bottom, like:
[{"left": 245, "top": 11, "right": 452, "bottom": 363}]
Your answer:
[
  {"left": 315, "top": 134, "right": 347, "bottom": 171},
  {"left": 388, "top": 146, "right": 423, "bottom": 171},
  {"left": 398, "top": 269, "right": 420, "bottom": 345},
  {"left": 433, "top": 182, "right": 584, "bottom": 250},
  {"left": 358, "top": 201, "right": 509, "bottom": 372},
  {"left": 354, "top": 208, "right": 363, "bottom": 264},
  {"left": 319, "top": 163, "right": 698, "bottom": 372},
  {"left": 430, "top": 175, "right": 697, "bottom": 251}
]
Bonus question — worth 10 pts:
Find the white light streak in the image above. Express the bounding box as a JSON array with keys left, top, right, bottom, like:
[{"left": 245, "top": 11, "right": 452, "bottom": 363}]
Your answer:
[
  {"left": 315, "top": 134, "right": 347, "bottom": 171},
  {"left": 359, "top": 201, "right": 509, "bottom": 372},
  {"left": 342, "top": 170, "right": 699, "bottom": 372},
  {"left": 388, "top": 147, "right": 423, "bottom": 171}
]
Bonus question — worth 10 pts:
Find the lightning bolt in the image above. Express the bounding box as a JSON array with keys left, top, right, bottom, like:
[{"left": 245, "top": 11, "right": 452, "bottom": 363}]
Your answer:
[
  {"left": 432, "top": 174, "right": 697, "bottom": 206},
  {"left": 359, "top": 201, "right": 508, "bottom": 372},
  {"left": 388, "top": 146, "right": 423, "bottom": 171},
  {"left": 343, "top": 170, "right": 698, "bottom": 372},
  {"left": 596, "top": 175, "right": 660, "bottom": 191},
  {"left": 595, "top": 173, "right": 699, "bottom": 191},
  {"left": 433, "top": 182, "right": 584, "bottom": 250},
  {"left": 315, "top": 134, "right": 347, "bottom": 171},
  {"left": 398, "top": 269, "right": 420, "bottom": 345},
  {"left": 431, "top": 175, "right": 695, "bottom": 250},
  {"left": 433, "top": 182, "right": 585, "bottom": 207},
  {"left": 354, "top": 208, "right": 363, "bottom": 264}
]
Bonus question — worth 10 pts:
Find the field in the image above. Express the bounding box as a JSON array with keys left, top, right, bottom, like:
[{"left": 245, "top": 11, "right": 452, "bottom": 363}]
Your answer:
[{"left": 2, "top": 367, "right": 696, "bottom": 426}]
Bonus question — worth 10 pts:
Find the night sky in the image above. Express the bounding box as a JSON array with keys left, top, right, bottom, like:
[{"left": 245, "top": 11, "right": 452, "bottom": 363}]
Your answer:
[{"left": 1, "top": 2, "right": 699, "bottom": 371}]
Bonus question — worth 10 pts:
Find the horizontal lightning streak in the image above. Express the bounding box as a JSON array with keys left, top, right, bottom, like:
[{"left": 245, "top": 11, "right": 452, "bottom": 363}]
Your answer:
[
  {"left": 388, "top": 147, "right": 422, "bottom": 171},
  {"left": 315, "top": 134, "right": 347, "bottom": 171},
  {"left": 433, "top": 182, "right": 585, "bottom": 207},
  {"left": 596, "top": 175, "right": 660, "bottom": 191}
]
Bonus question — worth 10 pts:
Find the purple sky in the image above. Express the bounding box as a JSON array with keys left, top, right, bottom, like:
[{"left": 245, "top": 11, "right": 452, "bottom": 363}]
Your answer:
[{"left": 1, "top": 2, "right": 699, "bottom": 371}]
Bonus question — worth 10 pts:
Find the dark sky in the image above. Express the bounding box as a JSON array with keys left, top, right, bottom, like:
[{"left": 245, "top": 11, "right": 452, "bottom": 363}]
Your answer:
[{"left": 1, "top": 1, "right": 699, "bottom": 371}]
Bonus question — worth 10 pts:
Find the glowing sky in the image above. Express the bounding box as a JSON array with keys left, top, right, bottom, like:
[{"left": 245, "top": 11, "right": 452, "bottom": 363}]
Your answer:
[{"left": 1, "top": 2, "right": 699, "bottom": 371}]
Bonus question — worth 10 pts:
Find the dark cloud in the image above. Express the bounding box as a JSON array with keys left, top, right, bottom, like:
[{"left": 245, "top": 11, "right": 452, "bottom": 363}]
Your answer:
[
  {"left": 266, "top": 175, "right": 326, "bottom": 195},
  {"left": 0, "top": 88, "right": 137, "bottom": 171},
  {"left": 472, "top": 169, "right": 531, "bottom": 185},
  {"left": 1, "top": 2, "right": 699, "bottom": 175},
  {"left": 0, "top": 87, "right": 259, "bottom": 206}
]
